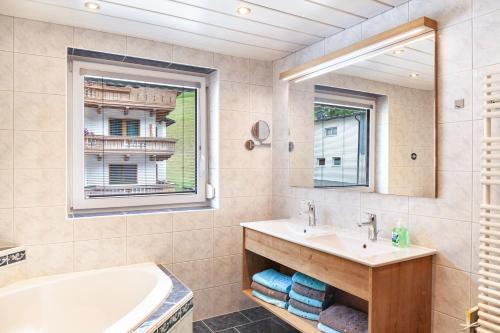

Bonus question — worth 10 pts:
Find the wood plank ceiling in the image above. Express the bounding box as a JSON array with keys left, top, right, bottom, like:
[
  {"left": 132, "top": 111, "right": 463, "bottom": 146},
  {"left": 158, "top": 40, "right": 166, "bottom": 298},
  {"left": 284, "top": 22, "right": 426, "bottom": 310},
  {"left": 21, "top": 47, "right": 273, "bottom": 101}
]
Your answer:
[{"left": 0, "top": 0, "right": 408, "bottom": 61}]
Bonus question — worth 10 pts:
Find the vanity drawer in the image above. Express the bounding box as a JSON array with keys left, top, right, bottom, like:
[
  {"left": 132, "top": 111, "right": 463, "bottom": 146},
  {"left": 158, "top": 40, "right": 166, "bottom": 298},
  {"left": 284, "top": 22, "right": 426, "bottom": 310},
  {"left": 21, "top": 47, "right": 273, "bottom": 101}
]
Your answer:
[{"left": 244, "top": 228, "right": 370, "bottom": 300}]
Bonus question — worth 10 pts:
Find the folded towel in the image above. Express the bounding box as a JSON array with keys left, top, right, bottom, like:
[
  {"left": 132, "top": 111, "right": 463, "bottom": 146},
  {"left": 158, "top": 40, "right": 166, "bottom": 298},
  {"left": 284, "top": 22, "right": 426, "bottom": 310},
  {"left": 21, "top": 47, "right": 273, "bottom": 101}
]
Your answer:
[
  {"left": 288, "top": 305, "right": 320, "bottom": 321},
  {"left": 319, "top": 305, "right": 368, "bottom": 333},
  {"left": 292, "top": 272, "right": 326, "bottom": 291},
  {"left": 251, "top": 281, "right": 289, "bottom": 302},
  {"left": 289, "top": 289, "right": 323, "bottom": 308},
  {"left": 251, "top": 290, "right": 288, "bottom": 309},
  {"left": 252, "top": 269, "right": 292, "bottom": 294},
  {"left": 318, "top": 323, "right": 341, "bottom": 333},
  {"left": 289, "top": 299, "right": 322, "bottom": 315},
  {"left": 292, "top": 282, "right": 326, "bottom": 301}
]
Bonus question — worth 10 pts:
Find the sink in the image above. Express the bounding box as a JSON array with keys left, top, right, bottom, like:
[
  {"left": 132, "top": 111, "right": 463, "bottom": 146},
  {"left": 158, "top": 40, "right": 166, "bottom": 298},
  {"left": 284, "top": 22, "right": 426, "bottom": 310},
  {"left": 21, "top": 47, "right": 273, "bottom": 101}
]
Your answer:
[
  {"left": 306, "top": 234, "right": 397, "bottom": 258},
  {"left": 285, "top": 223, "right": 335, "bottom": 238}
]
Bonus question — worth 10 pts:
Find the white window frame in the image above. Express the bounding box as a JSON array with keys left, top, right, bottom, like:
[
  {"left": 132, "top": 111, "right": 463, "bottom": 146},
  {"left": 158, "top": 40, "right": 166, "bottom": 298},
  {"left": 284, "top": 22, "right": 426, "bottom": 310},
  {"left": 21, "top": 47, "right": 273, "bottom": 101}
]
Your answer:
[
  {"left": 69, "top": 60, "right": 207, "bottom": 211},
  {"left": 332, "top": 157, "right": 342, "bottom": 167},
  {"left": 325, "top": 127, "right": 337, "bottom": 137}
]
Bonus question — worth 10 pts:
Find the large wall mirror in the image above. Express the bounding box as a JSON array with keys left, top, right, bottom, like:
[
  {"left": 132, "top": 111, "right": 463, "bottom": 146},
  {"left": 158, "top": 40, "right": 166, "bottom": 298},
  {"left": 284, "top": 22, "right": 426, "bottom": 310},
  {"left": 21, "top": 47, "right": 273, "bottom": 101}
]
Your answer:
[{"left": 283, "top": 17, "right": 437, "bottom": 197}]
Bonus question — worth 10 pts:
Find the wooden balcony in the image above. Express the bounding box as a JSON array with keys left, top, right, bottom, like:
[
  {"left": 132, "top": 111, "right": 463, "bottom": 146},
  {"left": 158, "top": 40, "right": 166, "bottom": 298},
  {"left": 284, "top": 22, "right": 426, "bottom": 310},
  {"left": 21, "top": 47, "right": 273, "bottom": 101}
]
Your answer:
[
  {"left": 84, "top": 82, "right": 178, "bottom": 122},
  {"left": 84, "top": 135, "right": 177, "bottom": 161}
]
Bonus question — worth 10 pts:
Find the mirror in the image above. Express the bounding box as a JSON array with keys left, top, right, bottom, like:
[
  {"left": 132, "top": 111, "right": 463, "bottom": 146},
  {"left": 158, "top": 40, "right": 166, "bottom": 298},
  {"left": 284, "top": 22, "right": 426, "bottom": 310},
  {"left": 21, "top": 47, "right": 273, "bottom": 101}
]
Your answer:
[
  {"left": 251, "top": 120, "right": 271, "bottom": 143},
  {"left": 285, "top": 18, "right": 436, "bottom": 197}
]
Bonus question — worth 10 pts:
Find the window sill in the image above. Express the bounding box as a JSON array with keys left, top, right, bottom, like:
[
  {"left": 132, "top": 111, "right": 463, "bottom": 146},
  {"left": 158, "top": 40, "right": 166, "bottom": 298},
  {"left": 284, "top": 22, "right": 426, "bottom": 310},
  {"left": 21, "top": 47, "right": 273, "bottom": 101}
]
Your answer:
[{"left": 68, "top": 205, "right": 215, "bottom": 219}]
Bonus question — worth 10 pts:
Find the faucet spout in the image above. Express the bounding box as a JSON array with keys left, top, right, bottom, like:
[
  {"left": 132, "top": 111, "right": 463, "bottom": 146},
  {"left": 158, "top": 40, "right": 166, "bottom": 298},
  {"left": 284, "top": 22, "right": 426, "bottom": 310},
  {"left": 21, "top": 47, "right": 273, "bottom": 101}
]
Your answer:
[{"left": 358, "top": 213, "right": 377, "bottom": 241}]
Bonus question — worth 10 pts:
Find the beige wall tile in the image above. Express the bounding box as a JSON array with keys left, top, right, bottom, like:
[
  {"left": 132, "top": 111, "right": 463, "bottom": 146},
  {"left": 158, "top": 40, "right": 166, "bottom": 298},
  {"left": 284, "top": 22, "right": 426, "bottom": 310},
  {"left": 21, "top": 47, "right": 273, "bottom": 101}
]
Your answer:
[
  {"left": 193, "top": 288, "right": 215, "bottom": 320},
  {"left": 126, "top": 36, "right": 172, "bottom": 61},
  {"left": 473, "top": 0, "right": 500, "bottom": 17},
  {"left": 14, "top": 169, "right": 65, "bottom": 207},
  {"left": 410, "top": 0, "right": 471, "bottom": 28},
  {"left": 0, "top": 90, "right": 13, "bottom": 130},
  {"left": 0, "top": 130, "right": 13, "bottom": 169},
  {"left": 437, "top": 121, "right": 472, "bottom": 172},
  {"left": 432, "top": 310, "right": 464, "bottom": 333},
  {"left": 173, "top": 229, "right": 213, "bottom": 262},
  {"left": 219, "top": 110, "right": 250, "bottom": 140},
  {"left": 410, "top": 215, "right": 471, "bottom": 271},
  {"left": 172, "top": 210, "right": 213, "bottom": 231},
  {"left": 437, "top": 71, "right": 472, "bottom": 123},
  {"left": 219, "top": 81, "right": 249, "bottom": 112},
  {"left": 0, "top": 262, "right": 26, "bottom": 288},
  {"left": 126, "top": 233, "right": 172, "bottom": 264},
  {"left": 75, "top": 238, "right": 126, "bottom": 271},
  {"left": 172, "top": 45, "right": 213, "bottom": 68},
  {"left": 325, "top": 25, "right": 362, "bottom": 54},
  {"left": 14, "top": 18, "right": 73, "bottom": 58},
  {"left": 173, "top": 259, "right": 213, "bottom": 291},
  {"left": 214, "top": 54, "right": 249, "bottom": 83},
  {"left": 438, "top": 21, "right": 472, "bottom": 76},
  {"left": 295, "top": 41, "right": 324, "bottom": 66},
  {"left": 14, "top": 54, "right": 65, "bottom": 94},
  {"left": 0, "top": 51, "right": 13, "bottom": 91},
  {"left": 249, "top": 60, "right": 272, "bottom": 87},
  {"left": 250, "top": 85, "right": 272, "bottom": 114},
  {"left": 214, "top": 226, "right": 242, "bottom": 257},
  {"left": 24, "top": 242, "right": 73, "bottom": 278},
  {"left": 0, "top": 15, "right": 13, "bottom": 52},
  {"left": 360, "top": 192, "right": 408, "bottom": 213},
  {"left": 14, "top": 92, "right": 65, "bottom": 131},
  {"left": 74, "top": 28, "right": 126, "bottom": 54},
  {"left": 14, "top": 131, "right": 65, "bottom": 169},
  {"left": 409, "top": 171, "right": 472, "bottom": 221},
  {"left": 209, "top": 283, "right": 241, "bottom": 315},
  {"left": 14, "top": 206, "right": 72, "bottom": 245},
  {"left": 74, "top": 216, "right": 125, "bottom": 241},
  {"left": 0, "top": 208, "right": 13, "bottom": 246},
  {"left": 433, "top": 265, "right": 470, "bottom": 319},
  {"left": 212, "top": 255, "right": 241, "bottom": 286},
  {"left": 126, "top": 213, "right": 172, "bottom": 236},
  {"left": 474, "top": 10, "right": 500, "bottom": 68},
  {"left": 0, "top": 169, "right": 13, "bottom": 208}
]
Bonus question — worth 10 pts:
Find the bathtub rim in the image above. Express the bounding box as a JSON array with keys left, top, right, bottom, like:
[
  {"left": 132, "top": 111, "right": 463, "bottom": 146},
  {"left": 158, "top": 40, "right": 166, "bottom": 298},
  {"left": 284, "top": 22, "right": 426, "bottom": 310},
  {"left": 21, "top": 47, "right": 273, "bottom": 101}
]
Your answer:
[{"left": 0, "top": 262, "right": 173, "bottom": 333}]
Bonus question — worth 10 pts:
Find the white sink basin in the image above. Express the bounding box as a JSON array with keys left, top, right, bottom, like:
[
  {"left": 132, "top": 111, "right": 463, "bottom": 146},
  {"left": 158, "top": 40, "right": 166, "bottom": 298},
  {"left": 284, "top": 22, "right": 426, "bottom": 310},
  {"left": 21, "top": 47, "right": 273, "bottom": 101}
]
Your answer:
[{"left": 241, "top": 220, "right": 436, "bottom": 267}]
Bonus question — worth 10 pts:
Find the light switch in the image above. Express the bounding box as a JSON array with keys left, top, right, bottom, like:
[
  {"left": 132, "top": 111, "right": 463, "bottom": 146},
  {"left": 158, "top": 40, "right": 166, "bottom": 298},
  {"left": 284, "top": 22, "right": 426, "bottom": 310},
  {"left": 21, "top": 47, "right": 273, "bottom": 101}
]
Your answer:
[{"left": 455, "top": 99, "right": 465, "bottom": 109}]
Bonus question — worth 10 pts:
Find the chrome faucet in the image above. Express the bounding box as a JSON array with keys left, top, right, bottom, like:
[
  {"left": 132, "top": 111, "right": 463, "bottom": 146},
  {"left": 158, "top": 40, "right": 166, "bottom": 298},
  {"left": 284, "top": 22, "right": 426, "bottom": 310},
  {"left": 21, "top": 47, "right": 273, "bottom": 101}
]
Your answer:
[
  {"left": 300, "top": 200, "right": 317, "bottom": 227},
  {"left": 358, "top": 213, "right": 378, "bottom": 241}
]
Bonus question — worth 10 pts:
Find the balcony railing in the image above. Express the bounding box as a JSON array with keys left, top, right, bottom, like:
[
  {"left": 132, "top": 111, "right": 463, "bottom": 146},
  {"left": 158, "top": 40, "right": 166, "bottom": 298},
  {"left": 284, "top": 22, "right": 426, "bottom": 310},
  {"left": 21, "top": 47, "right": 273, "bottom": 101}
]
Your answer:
[
  {"left": 85, "top": 184, "right": 177, "bottom": 198},
  {"left": 84, "top": 135, "right": 177, "bottom": 160}
]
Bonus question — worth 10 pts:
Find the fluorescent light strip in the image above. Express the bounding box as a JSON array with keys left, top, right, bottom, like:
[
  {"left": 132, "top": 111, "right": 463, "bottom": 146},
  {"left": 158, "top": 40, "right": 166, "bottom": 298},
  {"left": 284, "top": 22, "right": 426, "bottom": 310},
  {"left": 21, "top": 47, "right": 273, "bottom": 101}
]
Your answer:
[{"left": 293, "top": 30, "right": 435, "bottom": 83}]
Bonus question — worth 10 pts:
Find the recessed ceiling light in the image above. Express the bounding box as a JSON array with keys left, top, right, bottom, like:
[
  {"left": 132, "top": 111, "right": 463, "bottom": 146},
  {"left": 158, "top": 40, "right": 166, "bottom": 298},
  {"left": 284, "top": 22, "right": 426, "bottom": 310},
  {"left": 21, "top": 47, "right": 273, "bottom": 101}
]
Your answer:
[
  {"left": 84, "top": 2, "right": 100, "bottom": 10},
  {"left": 236, "top": 6, "right": 251, "bottom": 15},
  {"left": 409, "top": 73, "right": 420, "bottom": 78},
  {"left": 393, "top": 49, "right": 405, "bottom": 55}
]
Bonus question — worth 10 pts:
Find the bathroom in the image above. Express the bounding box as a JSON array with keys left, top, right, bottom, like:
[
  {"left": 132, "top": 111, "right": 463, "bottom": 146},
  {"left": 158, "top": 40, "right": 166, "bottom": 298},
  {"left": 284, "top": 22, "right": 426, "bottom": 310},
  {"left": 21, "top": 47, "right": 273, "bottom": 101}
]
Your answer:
[{"left": 0, "top": 0, "right": 495, "bottom": 332}]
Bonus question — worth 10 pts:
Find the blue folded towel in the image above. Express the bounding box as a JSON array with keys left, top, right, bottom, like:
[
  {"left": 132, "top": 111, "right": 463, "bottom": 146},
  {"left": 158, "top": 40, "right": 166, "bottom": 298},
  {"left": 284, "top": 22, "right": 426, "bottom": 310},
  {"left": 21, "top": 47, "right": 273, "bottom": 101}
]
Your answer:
[
  {"left": 252, "top": 290, "right": 288, "bottom": 309},
  {"left": 318, "top": 323, "right": 341, "bottom": 333},
  {"left": 289, "top": 289, "right": 323, "bottom": 308},
  {"left": 252, "top": 269, "right": 292, "bottom": 294},
  {"left": 292, "top": 272, "right": 326, "bottom": 291},
  {"left": 288, "top": 305, "right": 320, "bottom": 321}
]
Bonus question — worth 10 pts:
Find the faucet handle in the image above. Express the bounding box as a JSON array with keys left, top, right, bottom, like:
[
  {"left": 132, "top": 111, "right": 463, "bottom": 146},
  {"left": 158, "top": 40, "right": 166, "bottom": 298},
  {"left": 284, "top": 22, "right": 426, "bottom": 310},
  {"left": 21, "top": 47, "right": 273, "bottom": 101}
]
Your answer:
[{"left": 364, "top": 212, "right": 376, "bottom": 221}]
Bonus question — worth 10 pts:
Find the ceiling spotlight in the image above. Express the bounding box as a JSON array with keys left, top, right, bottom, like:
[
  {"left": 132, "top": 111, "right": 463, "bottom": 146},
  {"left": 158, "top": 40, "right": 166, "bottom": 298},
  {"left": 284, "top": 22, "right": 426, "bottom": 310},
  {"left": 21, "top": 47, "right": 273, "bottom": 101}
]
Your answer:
[
  {"left": 84, "top": 2, "right": 100, "bottom": 10},
  {"left": 236, "top": 6, "right": 251, "bottom": 15},
  {"left": 409, "top": 73, "right": 420, "bottom": 78},
  {"left": 393, "top": 49, "right": 405, "bottom": 55}
]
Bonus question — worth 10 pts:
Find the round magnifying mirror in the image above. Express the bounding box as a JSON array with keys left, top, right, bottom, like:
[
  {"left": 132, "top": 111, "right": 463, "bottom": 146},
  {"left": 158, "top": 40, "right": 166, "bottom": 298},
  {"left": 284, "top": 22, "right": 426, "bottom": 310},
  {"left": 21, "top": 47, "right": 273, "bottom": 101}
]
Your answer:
[{"left": 251, "top": 120, "right": 270, "bottom": 143}]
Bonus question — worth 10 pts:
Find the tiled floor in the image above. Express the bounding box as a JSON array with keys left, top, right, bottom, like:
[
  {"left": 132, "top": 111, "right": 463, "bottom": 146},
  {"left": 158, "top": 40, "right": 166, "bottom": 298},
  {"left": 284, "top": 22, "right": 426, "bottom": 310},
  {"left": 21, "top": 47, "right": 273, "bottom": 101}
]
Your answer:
[{"left": 193, "top": 307, "right": 300, "bottom": 333}]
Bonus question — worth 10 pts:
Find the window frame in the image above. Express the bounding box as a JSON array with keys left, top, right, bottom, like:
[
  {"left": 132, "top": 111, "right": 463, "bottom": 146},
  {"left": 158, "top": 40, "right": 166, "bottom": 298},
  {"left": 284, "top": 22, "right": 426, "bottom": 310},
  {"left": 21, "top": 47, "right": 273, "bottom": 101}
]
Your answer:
[
  {"left": 69, "top": 60, "right": 207, "bottom": 211},
  {"left": 332, "top": 157, "right": 342, "bottom": 167},
  {"left": 324, "top": 127, "right": 337, "bottom": 137}
]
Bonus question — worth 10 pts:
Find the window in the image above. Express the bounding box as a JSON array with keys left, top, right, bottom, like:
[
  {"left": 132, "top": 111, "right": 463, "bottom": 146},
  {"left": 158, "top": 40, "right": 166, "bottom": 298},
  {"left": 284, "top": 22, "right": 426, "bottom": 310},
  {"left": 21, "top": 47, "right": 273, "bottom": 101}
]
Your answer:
[
  {"left": 313, "top": 86, "right": 374, "bottom": 188},
  {"left": 109, "top": 164, "right": 138, "bottom": 185},
  {"left": 70, "top": 60, "right": 207, "bottom": 211},
  {"left": 325, "top": 127, "right": 337, "bottom": 136}
]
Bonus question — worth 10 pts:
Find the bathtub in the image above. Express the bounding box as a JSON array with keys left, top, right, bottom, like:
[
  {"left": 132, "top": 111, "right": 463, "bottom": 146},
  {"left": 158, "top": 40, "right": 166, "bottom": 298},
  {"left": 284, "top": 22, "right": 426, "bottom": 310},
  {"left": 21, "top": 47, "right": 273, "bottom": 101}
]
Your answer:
[{"left": 0, "top": 263, "right": 175, "bottom": 333}]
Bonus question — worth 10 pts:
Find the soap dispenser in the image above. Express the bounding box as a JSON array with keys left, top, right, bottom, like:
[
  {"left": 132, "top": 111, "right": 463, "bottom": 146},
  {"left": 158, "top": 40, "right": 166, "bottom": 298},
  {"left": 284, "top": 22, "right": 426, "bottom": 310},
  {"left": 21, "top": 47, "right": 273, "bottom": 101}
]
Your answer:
[{"left": 391, "top": 219, "right": 409, "bottom": 248}]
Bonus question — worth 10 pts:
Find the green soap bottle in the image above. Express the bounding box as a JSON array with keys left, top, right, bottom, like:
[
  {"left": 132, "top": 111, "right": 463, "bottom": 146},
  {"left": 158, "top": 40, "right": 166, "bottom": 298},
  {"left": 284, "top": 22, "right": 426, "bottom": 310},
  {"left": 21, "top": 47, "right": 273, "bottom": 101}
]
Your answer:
[{"left": 391, "top": 220, "right": 410, "bottom": 248}]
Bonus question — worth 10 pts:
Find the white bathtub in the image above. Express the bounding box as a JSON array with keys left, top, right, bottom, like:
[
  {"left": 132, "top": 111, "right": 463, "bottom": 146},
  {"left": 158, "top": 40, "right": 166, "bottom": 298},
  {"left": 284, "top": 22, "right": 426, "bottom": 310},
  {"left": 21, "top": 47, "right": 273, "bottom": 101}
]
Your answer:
[{"left": 0, "top": 263, "right": 172, "bottom": 333}]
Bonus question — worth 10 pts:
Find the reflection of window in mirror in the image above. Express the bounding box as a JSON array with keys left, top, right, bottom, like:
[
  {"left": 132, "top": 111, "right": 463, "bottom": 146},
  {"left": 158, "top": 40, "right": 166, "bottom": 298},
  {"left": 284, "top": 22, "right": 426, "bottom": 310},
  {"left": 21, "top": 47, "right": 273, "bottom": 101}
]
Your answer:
[{"left": 314, "top": 86, "right": 376, "bottom": 189}]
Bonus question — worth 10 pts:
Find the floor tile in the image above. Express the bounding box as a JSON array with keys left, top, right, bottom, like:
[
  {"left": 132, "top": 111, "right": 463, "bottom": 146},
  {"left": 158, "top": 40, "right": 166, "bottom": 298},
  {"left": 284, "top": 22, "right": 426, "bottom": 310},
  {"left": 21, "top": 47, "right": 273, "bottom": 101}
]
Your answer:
[
  {"left": 240, "top": 307, "right": 274, "bottom": 322},
  {"left": 235, "top": 318, "right": 300, "bottom": 333},
  {"left": 203, "top": 312, "right": 250, "bottom": 332},
  {"left": 218, "top": 329, "right": 238, "bottom": 333},
  {"left": 193, "top": 321, "right": 212, "bottom": 333}
]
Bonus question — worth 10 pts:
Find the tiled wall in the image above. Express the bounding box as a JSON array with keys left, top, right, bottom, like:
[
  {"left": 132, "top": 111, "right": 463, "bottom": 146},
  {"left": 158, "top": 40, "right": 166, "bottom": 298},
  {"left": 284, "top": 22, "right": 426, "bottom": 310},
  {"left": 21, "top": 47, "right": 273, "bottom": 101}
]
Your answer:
[
  {"left": 0, "top": 16, "right": 273, "bottom": 320},
  {"left": 272, "top": 0, "right": 498, "bottom": 331}
]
